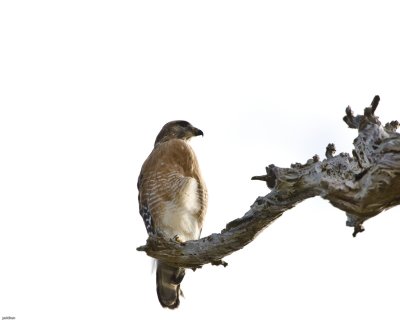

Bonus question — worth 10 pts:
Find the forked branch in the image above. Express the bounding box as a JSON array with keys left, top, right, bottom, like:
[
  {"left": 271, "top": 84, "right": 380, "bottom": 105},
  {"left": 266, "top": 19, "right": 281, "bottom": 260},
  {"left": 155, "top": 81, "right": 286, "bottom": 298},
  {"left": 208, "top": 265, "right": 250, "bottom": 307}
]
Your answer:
[{"left": 137, "top": 96, "right": 400, "bottom": 269}]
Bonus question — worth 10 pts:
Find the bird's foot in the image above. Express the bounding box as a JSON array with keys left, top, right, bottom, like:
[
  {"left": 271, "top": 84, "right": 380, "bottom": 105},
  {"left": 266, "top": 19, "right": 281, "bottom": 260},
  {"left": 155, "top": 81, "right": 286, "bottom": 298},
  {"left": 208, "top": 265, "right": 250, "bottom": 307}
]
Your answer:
[{"left": 172, "top": 235, "right": 184, "bottom": 243}]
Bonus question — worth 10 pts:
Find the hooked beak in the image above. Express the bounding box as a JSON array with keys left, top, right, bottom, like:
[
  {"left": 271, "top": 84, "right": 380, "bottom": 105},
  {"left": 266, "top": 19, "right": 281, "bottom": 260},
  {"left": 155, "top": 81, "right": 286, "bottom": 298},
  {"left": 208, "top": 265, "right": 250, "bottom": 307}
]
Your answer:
[{"left": 193, "top": 127, "right": 204, "bottom": 137}]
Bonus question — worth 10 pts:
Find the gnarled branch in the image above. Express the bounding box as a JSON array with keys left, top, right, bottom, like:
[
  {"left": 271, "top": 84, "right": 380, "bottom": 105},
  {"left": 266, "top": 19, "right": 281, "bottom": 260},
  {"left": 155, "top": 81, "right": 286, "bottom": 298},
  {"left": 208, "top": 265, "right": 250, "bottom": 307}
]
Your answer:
[{"left": 137, "top": 95, "right": 400, "bottom": 269}]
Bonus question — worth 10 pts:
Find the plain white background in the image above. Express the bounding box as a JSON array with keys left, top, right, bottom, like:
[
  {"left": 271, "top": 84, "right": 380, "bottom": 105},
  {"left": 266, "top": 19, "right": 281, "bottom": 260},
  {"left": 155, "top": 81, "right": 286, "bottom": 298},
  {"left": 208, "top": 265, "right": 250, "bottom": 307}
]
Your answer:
[{"left": 1, "top": 1, "right": 400, "bottom": 319}]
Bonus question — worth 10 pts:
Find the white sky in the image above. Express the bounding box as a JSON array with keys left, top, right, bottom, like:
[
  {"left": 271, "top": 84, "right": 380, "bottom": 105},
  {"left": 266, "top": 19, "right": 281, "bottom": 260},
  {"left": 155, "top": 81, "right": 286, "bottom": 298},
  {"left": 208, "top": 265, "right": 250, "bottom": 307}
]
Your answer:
[{"left": 1, "top": 1, "right": 400, "bottom": 319}]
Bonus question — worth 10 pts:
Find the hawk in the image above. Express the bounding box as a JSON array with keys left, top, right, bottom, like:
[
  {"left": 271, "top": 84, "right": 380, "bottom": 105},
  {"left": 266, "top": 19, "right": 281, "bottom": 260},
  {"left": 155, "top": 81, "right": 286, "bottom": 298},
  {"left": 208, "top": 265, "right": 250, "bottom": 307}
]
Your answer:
[{"left": 137, "top": 120, "right": 208, "bottom": 309}]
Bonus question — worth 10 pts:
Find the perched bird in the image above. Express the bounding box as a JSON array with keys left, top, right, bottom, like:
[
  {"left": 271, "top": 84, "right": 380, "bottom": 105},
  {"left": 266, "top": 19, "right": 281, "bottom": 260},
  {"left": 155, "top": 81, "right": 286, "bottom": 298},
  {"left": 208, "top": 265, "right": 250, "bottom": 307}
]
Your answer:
[{"left": 137, "top": 120, "right": 208, "bottom": 309}]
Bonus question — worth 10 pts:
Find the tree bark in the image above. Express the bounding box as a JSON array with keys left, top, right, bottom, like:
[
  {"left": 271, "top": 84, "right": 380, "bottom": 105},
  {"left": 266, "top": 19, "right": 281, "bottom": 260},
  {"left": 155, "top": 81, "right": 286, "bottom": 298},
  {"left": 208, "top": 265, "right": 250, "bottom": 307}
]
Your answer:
[{"left": 137, "top": 95, "right": 400, "bottom": 269}]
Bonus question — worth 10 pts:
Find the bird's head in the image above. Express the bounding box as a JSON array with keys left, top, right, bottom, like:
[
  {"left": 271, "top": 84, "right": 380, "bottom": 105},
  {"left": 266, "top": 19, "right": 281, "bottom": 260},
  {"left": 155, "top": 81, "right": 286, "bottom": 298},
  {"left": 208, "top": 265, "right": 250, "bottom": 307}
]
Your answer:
[{"left": 154, "top": 120, "right": 203, "bottom": 146}]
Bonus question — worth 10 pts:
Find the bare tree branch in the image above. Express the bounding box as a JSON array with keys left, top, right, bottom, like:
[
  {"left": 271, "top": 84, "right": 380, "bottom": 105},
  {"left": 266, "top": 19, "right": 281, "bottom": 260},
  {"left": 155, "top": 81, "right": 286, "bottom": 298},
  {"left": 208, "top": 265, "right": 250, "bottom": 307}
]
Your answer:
[{"left": 137, "top": 95, "right": 400, "bottom": 268}]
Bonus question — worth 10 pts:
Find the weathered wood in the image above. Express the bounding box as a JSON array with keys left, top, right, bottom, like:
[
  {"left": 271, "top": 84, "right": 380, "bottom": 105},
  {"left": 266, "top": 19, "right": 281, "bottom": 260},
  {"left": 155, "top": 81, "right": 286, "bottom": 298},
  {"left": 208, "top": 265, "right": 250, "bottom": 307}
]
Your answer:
[{"left": 137, "top": 95, "right": 400, "bottom": 268}]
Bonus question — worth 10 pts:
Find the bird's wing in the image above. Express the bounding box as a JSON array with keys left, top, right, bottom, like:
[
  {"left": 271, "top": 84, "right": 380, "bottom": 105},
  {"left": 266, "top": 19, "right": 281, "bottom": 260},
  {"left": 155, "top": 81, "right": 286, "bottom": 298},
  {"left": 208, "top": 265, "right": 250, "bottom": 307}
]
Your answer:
[{"left": 137, "top": 139, "right": 207, "bottom": 239}]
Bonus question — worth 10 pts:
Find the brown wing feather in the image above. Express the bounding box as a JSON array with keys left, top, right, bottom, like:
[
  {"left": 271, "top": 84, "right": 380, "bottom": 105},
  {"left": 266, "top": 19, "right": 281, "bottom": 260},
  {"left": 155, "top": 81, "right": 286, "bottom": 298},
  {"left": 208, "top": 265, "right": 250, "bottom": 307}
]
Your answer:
[{"left": 138, "top": 139, "right": 207, "bottom": 239}]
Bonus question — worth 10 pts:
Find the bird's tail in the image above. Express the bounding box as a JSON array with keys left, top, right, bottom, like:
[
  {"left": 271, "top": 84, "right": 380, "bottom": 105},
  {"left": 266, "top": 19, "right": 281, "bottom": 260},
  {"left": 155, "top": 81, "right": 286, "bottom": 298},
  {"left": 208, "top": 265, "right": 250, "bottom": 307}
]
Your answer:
[{"left": 156, "top": 261, "right": 185, "bottom": 309}]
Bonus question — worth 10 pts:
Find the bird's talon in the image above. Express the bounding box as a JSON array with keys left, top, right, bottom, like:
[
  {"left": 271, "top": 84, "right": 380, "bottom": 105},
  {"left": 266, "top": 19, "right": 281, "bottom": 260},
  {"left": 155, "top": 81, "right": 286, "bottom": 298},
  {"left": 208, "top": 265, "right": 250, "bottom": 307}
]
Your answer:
[{"left": 173, "top": 235, "right": 184, "bottom": 243}]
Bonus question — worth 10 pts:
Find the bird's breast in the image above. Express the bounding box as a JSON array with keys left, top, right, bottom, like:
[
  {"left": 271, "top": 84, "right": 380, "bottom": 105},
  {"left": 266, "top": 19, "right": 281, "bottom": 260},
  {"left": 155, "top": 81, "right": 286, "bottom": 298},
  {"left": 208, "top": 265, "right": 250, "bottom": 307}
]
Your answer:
[{"left": 159, "top": 177, "right": 202, "bottom": 241}]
